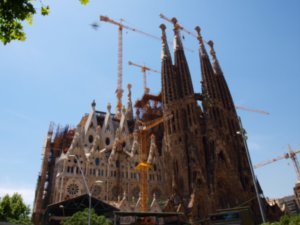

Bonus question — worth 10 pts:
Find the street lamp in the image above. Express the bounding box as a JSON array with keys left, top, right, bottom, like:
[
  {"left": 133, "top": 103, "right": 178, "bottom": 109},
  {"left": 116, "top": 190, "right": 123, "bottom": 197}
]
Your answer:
[
  {"left": 69, "top": 154, "right": 103, "bottom": 225},
  {"left": 236, "top": 117, "right": 266, "bottom": 223},
  {"left": 59, "top": 205, "right": 65, "bottom": 218}
]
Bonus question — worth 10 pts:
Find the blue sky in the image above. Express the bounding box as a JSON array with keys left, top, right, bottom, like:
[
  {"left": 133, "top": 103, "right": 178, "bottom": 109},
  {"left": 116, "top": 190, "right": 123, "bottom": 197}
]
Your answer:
[{"left": 0, "top": 0, "right": 299, "bottom": 207}]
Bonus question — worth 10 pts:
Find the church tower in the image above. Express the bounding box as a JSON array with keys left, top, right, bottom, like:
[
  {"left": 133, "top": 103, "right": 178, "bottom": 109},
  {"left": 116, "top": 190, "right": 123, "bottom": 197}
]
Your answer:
[
  {"left": 206, "top": 40, "right": 254, "bottom": 191},
  {"left": 195, "top": 27, "right": 262, "bottom": 222},
  {"left": 160, "top": 23, "right": 209, "bottom": 218}
]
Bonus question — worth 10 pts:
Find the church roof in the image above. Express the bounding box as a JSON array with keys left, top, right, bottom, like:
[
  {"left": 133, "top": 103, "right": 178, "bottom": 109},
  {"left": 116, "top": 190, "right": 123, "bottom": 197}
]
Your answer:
[
  {"left": 114, "top": 211, "right": 183, "bottom": 217},
  {"left": 43, "top": 194, "right": 119, "bottom": 223}
]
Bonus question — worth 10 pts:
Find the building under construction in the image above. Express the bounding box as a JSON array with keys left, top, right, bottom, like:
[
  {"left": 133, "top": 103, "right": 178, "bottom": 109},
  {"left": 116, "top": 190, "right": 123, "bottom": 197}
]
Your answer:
[{"left": 32, "top": 18, "right": 282, "bottom": 225}]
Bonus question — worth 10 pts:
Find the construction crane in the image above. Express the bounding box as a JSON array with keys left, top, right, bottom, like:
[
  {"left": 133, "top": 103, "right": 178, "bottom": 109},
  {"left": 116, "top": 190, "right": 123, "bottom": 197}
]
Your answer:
[
  {"left": 160, "top": 13, "right": 198, "bottom": 39},
  {"left": 159, "top": 14, "right": 195, "bottom": 53},
  {"left": 235, "top": 105, "right": 270, "bottom": 115},
  {"left": 100, "top": 16, "right": 161, "bottom": 119},
  {"left": 255, "top": 145, "right": 300, "bottom": 181},
  {"left": 135, "top": 113, "right": 172, "bottom": 212},
  {"left": 110, "top": 113, "right": 172, "bottom": 212},
  {"left": 128, "top": 61, "right": 160, "bottom": 94}
]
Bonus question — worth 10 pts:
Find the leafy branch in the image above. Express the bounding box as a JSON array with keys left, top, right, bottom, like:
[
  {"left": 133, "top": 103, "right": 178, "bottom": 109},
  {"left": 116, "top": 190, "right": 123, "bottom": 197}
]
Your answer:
[{"left": 0, "top": 0, "right": 89, "bottom": 45}]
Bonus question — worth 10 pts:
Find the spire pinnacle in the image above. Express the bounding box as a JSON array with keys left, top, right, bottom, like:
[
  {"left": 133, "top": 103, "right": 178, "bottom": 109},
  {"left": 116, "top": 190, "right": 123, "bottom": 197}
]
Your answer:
[
  {"left": 171, "top": 17, "right": 181, "bottom": 31},
  {"left": 107, "top": 103, "right": 111, "bottom": 114},
  {"left": 195, "top": 26, "right": 207, "bottom": 56},
  {"left": 207, "top": 40, "right": 223, "bottom": 75},
  {"left": 172, "top": 17, "right": 183, "bottom": 51},
  {"left": 171, "top": 17, "right": 177, "bottom": 25},
  {"left": 207, "top": 40, "right": 216, "bottom": 59},
  {"left": 91, "top": 100, "right": 96, "bottom": 111},
  {"left": 136, "top": 108, "right": 140, "bottom": 120},
  {"left": 160, "top": 24, "right": 171, "bottom": 60},
  {"left": 127, "top": 83, "right": 132, "bottom": 92},
  {"left": 160, "top": 24, "right": 167, "bottom": 41}
]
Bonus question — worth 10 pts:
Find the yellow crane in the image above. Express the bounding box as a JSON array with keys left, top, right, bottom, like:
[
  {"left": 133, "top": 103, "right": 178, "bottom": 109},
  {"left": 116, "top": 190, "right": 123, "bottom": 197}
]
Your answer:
[
  {"left": 255, "top": 145, "right": 300, "bottom": 181},
  {"left": 110, "top": 113, "right": 172, "bottom": 212},
  {"left": 128, "top": 61, "right": 160, "bottom": 94},
  {"left": 135, "top": 113, "right": 172, "bottom": 212}
]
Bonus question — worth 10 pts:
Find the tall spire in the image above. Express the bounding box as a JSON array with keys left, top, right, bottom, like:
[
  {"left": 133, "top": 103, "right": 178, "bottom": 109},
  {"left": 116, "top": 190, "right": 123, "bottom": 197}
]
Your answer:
[
  {"left": 172, "top": 18, "right": 184, "bottom": 51},
  {"left": 195, "top": 26, "right": 226, "bottom": 130},
  {"left": 160, "top": 24, "right": 172, "bottom": 61},
  {"left": 195, "top": 26, "right": 220, "bottom": 103},
  {"left": 160, "top": 24, "right": 179, "bottom": 106},
  {"left": 172, "top": 18, "right": 194, "bottom": 97},
  {"left": 195, "top": 26, "right": 208, "bottom": 57},
  {"left": 207, "top": 40, "right": 223, "bottom": 75},
  {"left": 207, "top": 40, "right": 235, "bottom": 111}
]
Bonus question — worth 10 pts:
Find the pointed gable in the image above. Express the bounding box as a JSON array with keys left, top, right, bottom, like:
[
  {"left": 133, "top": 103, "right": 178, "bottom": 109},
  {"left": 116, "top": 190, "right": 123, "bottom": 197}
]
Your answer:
[
  {"left": 163, "top": 198, "right": 176, "bottom": 212},
  {"left": 90, "top": 126, "right": 105, "bottom": 155},
  {"left": 102, "top": 103, "right": 115, "bottom": 149},
  {"left": 67, "top": 125, "right": 85, "bottom": 156},
  {"left": 134, "top": 194, "right": 143, "bottom": 212},
  {"left": 117, "top": 192, "right": 132, "bottom": 212},
  {"left": 84, "top": 100, "right": 98, "bottom": 135},
  {"left": 119, "top": 108, "right": 129, "bottom": 136},
  {"left": 147, "top": 134, "right": 158, "bottom": 164},
  {"left": 150, "top": 194, "right": 162, "bottom": 213}
]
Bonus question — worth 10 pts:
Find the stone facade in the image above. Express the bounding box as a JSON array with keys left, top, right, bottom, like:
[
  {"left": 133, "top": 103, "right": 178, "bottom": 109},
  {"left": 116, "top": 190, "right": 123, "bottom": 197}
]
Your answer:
[{"left": 51, "top": 106, "right": 165, "bottom": 204}]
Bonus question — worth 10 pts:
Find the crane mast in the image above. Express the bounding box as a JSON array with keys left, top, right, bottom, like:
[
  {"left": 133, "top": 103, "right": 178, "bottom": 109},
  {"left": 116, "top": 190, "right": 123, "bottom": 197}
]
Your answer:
[
  {"left": 135, "top": 130, "right": 150, "bottom": 212},
  {"left": 100, "top": 15, "right": 167, "bottom": 118},
  {"left": 117, "top": 25, "right": 123, "bottom": 116},
  {"left": 128, "top": 61, "right": 160, "bottom": 94},
  {"left": 288, "top": 145, "right": 300, "bottom": 181},
  {"left": 100, "top": 16, "right": 124, "bottom": 119}
]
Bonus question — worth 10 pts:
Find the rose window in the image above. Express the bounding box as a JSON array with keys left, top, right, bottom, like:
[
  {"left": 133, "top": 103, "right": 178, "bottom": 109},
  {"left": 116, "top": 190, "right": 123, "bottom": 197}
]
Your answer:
[
  {"left": 92, "top": 185, "right": 102, "bottom": 197},
  {"left": 67, "top": 183, "right": 79, "bottom": 196}
]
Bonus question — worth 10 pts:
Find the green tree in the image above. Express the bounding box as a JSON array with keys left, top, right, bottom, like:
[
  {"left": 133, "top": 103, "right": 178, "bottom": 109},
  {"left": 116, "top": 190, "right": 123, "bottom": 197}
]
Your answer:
[
  {"left": 261, "top": 214, "right": 300, "bottom": 225},
  {"left": 0, "top": 193, "right": 32, "bottom": 225},
  {"left": 61, "top": 208, "right": 112, "bottom": 225},
  {"left": 290, "top": 215, "right": 300, "bottom": 225},
  {"left": 0, "top": 0, "right": 88, "bottom": 45}
]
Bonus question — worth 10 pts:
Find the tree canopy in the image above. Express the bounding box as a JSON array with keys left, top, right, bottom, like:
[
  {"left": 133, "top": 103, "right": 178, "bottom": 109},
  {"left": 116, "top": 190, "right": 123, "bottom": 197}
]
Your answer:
[
  {"left": 261, "top": 214, "right": 300, "bottom": 225},
  {"left": 0, "top": 193, "right": 32, "bottom": 225},
  {"left": 0, "top": 0, "right": 88, "bottom": 45},
  {"left": 61, "top": 208, "right": 112, "bottom": 225}
]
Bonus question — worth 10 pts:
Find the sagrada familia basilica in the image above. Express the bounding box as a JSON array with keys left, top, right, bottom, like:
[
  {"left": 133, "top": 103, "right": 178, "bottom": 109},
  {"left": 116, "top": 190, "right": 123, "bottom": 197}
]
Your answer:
[{"left": 32, "top": 19, "right": 282, "bottom": 225}]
